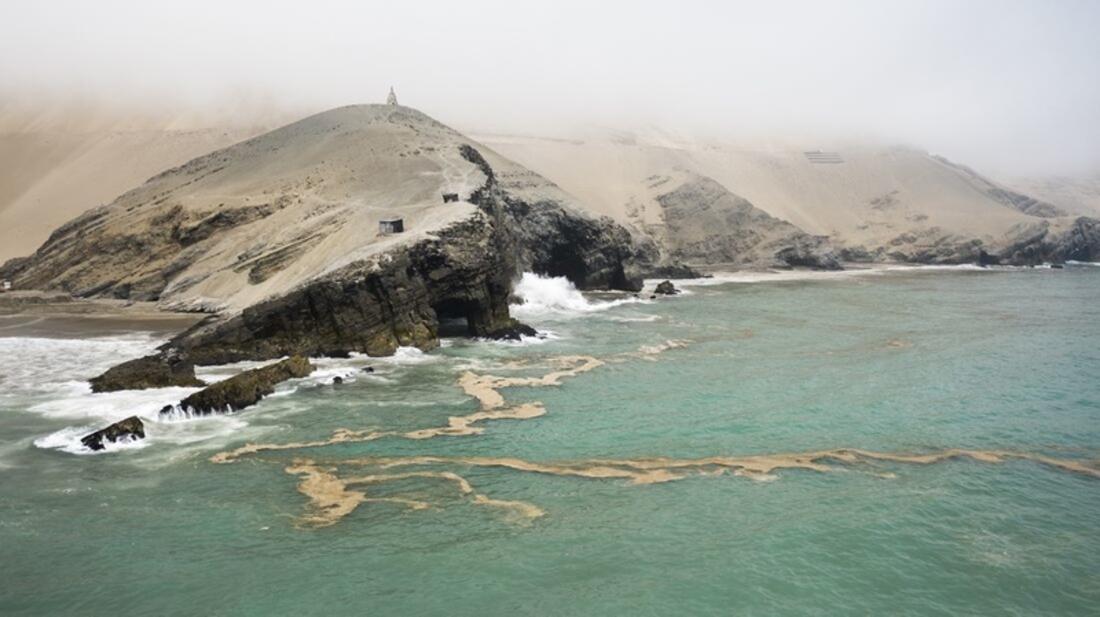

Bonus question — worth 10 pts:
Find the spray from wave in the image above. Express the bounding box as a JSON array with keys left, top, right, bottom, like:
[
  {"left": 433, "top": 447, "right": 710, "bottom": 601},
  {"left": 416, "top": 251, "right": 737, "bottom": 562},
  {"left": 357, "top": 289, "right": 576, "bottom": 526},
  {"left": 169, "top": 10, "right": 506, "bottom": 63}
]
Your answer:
[{"left": 510, "top": 273, "right": 645, "bottom": 319}]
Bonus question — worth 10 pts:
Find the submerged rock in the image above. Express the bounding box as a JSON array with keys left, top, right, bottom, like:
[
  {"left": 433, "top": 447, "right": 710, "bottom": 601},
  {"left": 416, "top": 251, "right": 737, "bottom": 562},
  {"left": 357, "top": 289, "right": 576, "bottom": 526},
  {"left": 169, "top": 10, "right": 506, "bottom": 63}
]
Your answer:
[
  {"left": 654, "top": 280, "right": 679, "bottom": 295},
  {"left": 162, "top": 355, "right": 313, "bottom": 417},
  {"left": 80, "top": 416, "right": 145, "bottom": 451},
  {"left": 485, "top": 320, "right": 538, "bottom": 340}
]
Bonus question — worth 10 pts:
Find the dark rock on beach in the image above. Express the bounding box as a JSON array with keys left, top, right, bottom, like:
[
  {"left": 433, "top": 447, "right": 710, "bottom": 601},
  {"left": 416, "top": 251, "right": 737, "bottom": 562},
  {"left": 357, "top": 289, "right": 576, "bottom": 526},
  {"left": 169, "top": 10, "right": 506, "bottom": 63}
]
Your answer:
[
  {"left": 90, "top": 351, "right": 203, "bottom": 393},
  {"left": 644, "top": 263, "right": 706, "bottom": 279},
  {"left": 654, "top": 280, "right": 679, "bottom": 295},
  {"left": 80, "top": 415, "right": 145, "bottom": 451},
  {"left": 161, "top": 355, "right": 313, "bottom": 417}
]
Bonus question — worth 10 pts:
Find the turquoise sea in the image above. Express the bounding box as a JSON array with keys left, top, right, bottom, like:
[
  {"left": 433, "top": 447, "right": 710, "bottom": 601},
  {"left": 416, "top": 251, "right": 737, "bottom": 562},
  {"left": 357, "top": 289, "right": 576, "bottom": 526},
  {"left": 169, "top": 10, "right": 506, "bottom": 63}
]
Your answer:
[{"left": 1, "top": 265, "right": 1099, "bottom": 616}]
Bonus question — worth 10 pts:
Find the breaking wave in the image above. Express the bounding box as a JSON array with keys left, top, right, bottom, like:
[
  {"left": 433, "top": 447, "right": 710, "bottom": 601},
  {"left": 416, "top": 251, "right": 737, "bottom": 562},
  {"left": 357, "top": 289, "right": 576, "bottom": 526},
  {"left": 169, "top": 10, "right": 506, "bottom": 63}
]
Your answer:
[
  {"left": 35, "top": 413, "right": 250, "bottom": 456},
  {"left": 510, "top": 273, "right": 645, "bottom": 319},
  {"left": 0, "top": 334, "right": 164, "bottom": 398}
]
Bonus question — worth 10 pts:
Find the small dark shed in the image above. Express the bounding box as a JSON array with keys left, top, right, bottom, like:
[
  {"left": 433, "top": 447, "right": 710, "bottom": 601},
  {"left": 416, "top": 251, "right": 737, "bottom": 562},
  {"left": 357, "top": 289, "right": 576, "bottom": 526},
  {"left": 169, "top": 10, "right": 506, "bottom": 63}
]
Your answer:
[
  {"left": 442, "top": 193, "right": 460, "bottom": 203},
  {"left": 379, "top": 217, "right": 404, "bottom": 234}
]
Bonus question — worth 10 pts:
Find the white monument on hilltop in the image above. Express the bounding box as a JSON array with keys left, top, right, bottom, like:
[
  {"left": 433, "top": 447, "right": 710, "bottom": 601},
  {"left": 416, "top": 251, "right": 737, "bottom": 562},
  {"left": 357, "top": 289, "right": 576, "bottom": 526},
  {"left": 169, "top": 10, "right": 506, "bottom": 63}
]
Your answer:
[{"left": 386, "top": 87, "right": 398, "bottom": 106}]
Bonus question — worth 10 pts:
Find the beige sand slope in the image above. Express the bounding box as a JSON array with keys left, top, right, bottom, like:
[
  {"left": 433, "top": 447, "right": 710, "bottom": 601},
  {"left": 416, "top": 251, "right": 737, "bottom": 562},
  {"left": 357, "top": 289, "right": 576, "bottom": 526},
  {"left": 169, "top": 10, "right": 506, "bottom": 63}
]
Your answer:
[
  {"left": 475, "top": 131, "right": 1065, "bottom": 251},
  {"left": 0, "top": 107, "right": 284, "bottom": 262},
  {"left": 3, "top": 106, "right": 1095, "bottom": 270},
  {"left": 626, "top": 168, "right": 838, "bottom": 268},
  {"left": 2, "top": 105, "right": 626, "bottom": 314},
  {"left": 1000, "top": 173, "right": 1100, "bottom": 217}
]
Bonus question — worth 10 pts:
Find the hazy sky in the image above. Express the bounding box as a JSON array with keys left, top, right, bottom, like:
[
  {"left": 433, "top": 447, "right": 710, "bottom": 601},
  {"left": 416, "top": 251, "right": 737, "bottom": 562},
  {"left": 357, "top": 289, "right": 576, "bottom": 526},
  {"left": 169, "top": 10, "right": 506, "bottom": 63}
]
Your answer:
[{"left": 2, "top": 0, "right": 1098, "bottom": 174}]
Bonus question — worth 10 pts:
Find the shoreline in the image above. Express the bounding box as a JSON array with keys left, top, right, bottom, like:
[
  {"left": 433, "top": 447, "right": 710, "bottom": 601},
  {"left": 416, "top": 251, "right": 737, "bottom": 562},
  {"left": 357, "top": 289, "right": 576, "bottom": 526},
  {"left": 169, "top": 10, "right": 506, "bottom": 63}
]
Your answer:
[{"left": 0, "top": 292, "right": 204, "bottom": 339}]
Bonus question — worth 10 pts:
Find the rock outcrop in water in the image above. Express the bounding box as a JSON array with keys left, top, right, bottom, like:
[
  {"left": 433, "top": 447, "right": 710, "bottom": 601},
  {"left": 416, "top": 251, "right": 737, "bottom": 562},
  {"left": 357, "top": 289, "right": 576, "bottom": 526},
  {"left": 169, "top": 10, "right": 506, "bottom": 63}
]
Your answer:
[
  {"left": 80, "top": 416, "right": 145, "bottom": 451},
  {"left": 90, "top": 351, "right": 204, "bottom": 393},
  {"left": 654, "top": 280, "right": 679, "bottom": 295},
  {"left": 0, "top": 105, "right": 660, "bottom": 391},
  {"left": 161, "top": 356, "right": 314, "bottom": 416}
]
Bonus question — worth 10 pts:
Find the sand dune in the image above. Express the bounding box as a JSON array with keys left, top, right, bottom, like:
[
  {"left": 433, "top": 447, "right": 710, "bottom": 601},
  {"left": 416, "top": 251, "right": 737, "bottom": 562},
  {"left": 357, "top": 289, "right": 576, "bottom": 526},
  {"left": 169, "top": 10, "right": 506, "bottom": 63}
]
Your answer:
[
  {"left": 2, "top": 106, "right": 1097, "bottom": 269},
  {"left": 1001, "top": 173, "right": 1100, "bottom": 217},
  {"left": 0, "top": 107, "right": 285, "bottom": 262},
  {"left": 474, "top": 131, "right": 1073, "bottom": 250}
]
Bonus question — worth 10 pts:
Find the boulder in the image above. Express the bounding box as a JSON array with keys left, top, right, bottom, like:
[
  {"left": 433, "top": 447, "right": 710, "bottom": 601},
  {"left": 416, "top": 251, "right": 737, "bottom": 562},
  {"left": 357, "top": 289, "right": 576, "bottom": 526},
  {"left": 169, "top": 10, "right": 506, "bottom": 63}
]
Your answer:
[
  {"left": 81, "top": 416, "right": 145, "bottom": 451},
  {"left": 162, "top": 355, "right": 314, "bottom": 417},
  {"left": 90, "top": 352, "right": 203, "bottom": 393},
  {"left": 484, "top": 320, "right": 538, "bottom": 340},
  {"left": 654, "top": 280, "right": 679, "bottom": 295}
]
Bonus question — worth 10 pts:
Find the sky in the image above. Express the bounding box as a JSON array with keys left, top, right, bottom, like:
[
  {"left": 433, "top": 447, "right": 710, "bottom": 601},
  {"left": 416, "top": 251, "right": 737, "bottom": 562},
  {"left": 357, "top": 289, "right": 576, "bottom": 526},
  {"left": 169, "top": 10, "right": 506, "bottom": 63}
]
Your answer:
[{"left": 1, "top": 0, "right": 1098, "bottom": 175}]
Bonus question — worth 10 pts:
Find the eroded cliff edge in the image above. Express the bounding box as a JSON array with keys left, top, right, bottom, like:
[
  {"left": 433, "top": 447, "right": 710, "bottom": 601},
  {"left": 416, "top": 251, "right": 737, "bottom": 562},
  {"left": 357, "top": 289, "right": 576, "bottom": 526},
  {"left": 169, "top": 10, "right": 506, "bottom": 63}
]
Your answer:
[{"left": 0, "top": 105, "right": 659, "bottom": 391}]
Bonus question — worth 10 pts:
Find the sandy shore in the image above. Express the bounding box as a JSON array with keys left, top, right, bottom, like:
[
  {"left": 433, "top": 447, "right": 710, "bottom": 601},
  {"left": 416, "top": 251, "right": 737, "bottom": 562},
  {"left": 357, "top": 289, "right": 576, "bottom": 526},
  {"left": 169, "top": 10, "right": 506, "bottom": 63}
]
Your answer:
[{"left": 0, "top": 291, "right": 203, "bottom": 338}]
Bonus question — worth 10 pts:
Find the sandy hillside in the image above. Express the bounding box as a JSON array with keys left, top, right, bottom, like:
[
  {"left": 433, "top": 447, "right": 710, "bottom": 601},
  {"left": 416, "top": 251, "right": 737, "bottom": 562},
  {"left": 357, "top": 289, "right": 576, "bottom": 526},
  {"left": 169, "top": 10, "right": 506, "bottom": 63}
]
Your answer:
[
  {"left": 0, "top": 107, "right": 284, "bottom": 262},
  {"left": 474, "top": 132, "right": 1062, "bottom": 249},
  {"left": 3, "top": 105, "right": 623, "bottom": 313},
  {"left": 624, "top": 168, "right": 837, "bottom": 268},
  {"left": 999, "top": 173, "right": 1100, "bottom": 217}
]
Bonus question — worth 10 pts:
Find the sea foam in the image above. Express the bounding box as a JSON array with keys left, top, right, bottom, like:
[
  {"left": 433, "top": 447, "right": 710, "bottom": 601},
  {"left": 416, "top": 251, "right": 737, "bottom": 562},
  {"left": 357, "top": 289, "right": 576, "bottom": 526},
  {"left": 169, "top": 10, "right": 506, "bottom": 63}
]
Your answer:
[{"left": 510, "top": 273, "right": 645, "bottom": 319}]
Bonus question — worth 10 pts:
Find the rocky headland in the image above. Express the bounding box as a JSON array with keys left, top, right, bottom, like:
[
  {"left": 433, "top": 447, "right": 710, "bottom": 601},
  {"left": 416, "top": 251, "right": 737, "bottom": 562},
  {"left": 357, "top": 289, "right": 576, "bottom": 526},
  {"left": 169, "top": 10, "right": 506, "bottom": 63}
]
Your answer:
[{"left": 1, "top": 105, "right": 663, "bottom": 392}]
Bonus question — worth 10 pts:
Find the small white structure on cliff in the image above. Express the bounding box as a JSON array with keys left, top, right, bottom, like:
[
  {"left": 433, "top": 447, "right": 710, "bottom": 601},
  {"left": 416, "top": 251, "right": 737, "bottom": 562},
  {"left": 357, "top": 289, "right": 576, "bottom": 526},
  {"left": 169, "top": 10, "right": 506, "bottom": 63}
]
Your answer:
[{"left": 386, "top": 87, "right": 398, "bottom": 106}]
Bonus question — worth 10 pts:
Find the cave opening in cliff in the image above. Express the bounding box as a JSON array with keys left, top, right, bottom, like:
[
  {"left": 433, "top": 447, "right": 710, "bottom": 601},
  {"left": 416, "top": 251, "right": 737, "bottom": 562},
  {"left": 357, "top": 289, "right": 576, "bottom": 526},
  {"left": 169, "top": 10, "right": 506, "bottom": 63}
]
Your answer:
[
  {"left": 544, "top": 245, "right": 587, "bottom": 288},
  {"left": 432, "top": 298, "right": 482, "bottom": 338}
]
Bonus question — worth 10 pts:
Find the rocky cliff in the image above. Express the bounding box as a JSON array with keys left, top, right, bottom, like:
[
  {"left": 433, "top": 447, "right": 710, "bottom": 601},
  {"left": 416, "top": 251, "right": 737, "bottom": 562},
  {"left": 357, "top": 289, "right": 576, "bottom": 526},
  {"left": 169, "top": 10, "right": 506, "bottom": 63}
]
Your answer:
[
  {"left": 1, "top": 105, "right": 657, "bottom": 390},
  {"left": 635, "top": 172, "right": 841, "bottom": 269}
]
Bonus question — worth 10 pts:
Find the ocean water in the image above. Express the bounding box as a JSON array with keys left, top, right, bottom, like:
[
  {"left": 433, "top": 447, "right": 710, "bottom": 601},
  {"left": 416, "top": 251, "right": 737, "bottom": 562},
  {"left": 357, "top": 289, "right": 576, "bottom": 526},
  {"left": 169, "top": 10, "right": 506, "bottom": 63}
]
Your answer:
[{"left": 1, "top": 266, "right": 1099, "bottom": 616}]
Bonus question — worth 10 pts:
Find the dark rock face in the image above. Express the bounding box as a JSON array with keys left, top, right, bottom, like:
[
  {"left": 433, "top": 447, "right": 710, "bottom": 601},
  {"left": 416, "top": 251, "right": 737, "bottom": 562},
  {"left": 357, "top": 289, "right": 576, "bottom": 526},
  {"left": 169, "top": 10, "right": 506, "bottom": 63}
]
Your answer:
[
  {"left": 90, "top": 352, "right": 204, "bottom": 393},
  {"left": 884, "top": 232, "right": 987, "bottom": 265},
  {"left": 1056, "top": 217, "right": 1100, "bottom": 262},
  {"left": 81, "top": 416, "right": 145, "bottom": 451},
  {"left": 643, "top": 263, "right": 705, "bottom": 279},
  {"left": 993, "top": 217, "right": 1100, "bottom": 265},
  {"left": 152, "top": 211, "right": 530, "bottom": 368},
  {"left": 838, "top": 246, "right": 876, "bottom": 263},
  {"left": 654, "top": 280, "right": 679, "bottom": 295},
  {"left": 873, "top": 216, "right": 1100, "bottom": 266},
  {"left": 459, "top": 144, "right": 651, "bottom": 292},
  {"left": 0, "top": 197, "right": 291, "bottom": 301},
  {"left": 86, "top": 141, "right": 651, "bottom": 387},
  {"left": 163, "top": 355, "right": 313, "bottom": 416},
  {"left": 648, "top": 174, "right": 843, "bottom": 270},
  {"left": 20, "top": 134, "right": 657, "bottom": 391},
  {"left": 773, "top": 238, "right": 843, "bottom": 270}
]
